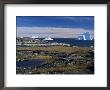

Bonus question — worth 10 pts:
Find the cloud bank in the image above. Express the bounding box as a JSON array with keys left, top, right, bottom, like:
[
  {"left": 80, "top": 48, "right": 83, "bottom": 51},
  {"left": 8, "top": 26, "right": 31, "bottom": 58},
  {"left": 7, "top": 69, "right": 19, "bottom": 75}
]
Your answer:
[{"left": 17, "top": 27, "right": 94, "bottom": 38}]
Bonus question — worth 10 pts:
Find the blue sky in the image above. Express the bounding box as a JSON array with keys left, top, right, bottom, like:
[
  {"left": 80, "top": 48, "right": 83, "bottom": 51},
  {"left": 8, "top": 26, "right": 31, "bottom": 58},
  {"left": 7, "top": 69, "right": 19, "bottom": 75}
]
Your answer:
[
  {"left": 16, "top": 16, "right": 94, "bottom": 30},
  {"left": 16, "top": 16, "right": 94, "bottom": 38}
]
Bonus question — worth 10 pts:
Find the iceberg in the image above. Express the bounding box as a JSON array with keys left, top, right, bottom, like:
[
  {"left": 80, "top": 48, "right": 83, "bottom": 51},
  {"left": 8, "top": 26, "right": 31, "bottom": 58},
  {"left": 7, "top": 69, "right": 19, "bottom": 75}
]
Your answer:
[{"left": 44, "top": 37, "right": 53, "bottom": 40}]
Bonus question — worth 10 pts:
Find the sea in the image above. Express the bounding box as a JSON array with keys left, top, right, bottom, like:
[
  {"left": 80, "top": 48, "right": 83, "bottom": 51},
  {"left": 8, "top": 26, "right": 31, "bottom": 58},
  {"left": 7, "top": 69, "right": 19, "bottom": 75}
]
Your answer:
[{"left": 46, "top": 38, "right": 94, "bottom": 47}]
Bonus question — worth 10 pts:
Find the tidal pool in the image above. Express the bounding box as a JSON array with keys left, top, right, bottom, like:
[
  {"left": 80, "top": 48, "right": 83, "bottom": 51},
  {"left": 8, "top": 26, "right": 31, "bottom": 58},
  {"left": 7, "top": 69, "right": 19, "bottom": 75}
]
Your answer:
[{"left": 16, "top": 59, "right": 47, "bottom": 68}]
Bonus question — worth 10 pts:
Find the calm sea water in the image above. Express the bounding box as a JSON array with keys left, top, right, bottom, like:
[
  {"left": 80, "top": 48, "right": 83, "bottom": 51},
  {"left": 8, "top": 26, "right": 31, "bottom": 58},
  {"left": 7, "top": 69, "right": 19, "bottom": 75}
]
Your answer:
[{"left": 48, "top": 38, "right": 94, "bottom": 47}]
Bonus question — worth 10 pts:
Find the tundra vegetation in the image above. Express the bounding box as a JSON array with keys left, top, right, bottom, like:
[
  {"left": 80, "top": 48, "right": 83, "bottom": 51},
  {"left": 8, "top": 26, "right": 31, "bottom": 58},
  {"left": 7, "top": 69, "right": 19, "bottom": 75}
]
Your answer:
[{"left": 16, "top": 45, "right": 94, "bottom": 74}]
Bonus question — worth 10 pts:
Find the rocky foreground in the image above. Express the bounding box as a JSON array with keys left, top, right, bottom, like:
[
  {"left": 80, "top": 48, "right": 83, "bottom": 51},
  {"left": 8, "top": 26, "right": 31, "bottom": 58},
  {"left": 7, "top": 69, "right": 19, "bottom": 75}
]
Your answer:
[{"left": 16, "top": 46, "right": 94, "bottom": 74}]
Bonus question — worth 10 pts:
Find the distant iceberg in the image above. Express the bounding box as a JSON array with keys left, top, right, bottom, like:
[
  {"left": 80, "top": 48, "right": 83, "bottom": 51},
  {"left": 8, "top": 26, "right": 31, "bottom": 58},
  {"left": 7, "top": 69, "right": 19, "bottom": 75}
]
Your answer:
[
  {"left": 83, "top": 32, "right": 91, "bottom": 40},
  {"left": 78, "top": 32, "right": 92, "bottom": 40},
  {"left": 31, "top": 36, "right": 38, "bottom": 38},
  {"left": 44, "top": 37, "right": 53, "bottom": 40}
]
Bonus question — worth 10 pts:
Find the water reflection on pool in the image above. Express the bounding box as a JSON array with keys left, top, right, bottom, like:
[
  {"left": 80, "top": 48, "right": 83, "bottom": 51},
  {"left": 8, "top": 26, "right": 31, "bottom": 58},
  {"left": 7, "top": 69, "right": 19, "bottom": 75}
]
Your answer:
[{"left": 16, "top": 59, "right": 47, "bottom": 68}]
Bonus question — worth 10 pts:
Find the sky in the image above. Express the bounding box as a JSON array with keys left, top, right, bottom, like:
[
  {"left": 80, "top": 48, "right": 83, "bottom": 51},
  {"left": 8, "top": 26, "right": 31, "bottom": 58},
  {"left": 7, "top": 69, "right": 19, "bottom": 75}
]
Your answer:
[{"left": 16, "top": 16, "right": 94, "bottom": 38}]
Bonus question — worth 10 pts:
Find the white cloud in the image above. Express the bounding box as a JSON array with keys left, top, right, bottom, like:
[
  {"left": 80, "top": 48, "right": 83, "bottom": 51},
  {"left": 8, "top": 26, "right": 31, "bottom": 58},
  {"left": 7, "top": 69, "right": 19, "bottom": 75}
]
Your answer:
[
  {"left": 17, "top": 27, "right": 94, "bottom": 38},
  {"left": 58, "top": 16, "right": 94, "bottom": 22}
]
